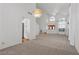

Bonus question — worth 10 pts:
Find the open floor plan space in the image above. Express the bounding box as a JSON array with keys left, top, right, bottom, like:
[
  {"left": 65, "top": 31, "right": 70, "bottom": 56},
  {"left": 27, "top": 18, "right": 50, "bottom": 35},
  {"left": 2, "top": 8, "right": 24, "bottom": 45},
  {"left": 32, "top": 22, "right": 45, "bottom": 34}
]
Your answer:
[
  {"left": 0, "top": 33, "right": 78, "bottom": 55},
  {"left": 0, "top": 3, "right": 79, "bottom": 55}
]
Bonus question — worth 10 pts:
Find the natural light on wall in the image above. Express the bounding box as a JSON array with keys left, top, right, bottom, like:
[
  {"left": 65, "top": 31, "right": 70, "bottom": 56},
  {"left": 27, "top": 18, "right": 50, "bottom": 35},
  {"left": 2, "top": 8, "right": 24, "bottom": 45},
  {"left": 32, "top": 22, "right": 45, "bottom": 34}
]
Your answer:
[{"left": 33, "top": 9, "right": 42, "bottom": 18}]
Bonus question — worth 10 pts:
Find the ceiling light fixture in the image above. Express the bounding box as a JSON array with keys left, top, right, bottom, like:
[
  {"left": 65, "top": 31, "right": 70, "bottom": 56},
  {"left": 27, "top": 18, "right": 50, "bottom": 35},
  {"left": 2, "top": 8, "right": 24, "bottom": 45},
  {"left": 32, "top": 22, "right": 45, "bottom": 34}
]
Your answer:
[{"left": 33, "top": 9, "right": 43, "bottom": 18}]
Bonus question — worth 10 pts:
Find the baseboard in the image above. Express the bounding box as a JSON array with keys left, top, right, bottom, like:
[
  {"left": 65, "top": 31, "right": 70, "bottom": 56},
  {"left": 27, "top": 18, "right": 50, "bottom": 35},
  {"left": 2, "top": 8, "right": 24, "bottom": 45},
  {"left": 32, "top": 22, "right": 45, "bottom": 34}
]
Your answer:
[
  {"left": 0, "top": 41, "right": 20, "bottom": 50},
  {"left": 70, "top": 41, "right": 74, "bottom": 46},
  {"left": 75, "top": 44, "right": 79, "bottom": 53}
]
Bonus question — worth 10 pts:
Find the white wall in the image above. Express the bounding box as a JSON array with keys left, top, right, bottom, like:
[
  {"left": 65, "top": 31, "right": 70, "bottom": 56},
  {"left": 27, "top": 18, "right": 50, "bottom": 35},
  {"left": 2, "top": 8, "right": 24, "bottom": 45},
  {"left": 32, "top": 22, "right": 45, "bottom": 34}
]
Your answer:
[
  {"left": 69, "top": 4, "right": 78, "bottom": 46},
  {"left": 38, "top": 14, "right": 48, "bottom": 32},
  {"left": 75, "top": 4, "right": 79, "bottom": 53},
  {"left": 0, "top": 4, "right": 3, "bottom": 45},
  {"left": 69, "top": 4, "right": 75, "bottom": 46},
  {"left": 70, "top": 4, "right": 79, "bottom": 53},
  {"left": 0, "top": 3, "right": 36, "bottom": 49},
  {"left": 69, "top": 4, "right": 79, "bottom": 53},
  {"left": 29, "top": 18, "right": 40, "bottom": 40}
]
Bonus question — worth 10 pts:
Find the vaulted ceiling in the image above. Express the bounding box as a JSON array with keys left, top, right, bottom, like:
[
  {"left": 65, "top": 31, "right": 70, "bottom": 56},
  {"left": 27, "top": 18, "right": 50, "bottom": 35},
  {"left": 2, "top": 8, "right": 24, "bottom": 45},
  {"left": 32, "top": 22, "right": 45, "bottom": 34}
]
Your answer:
[{"left": 36, "top": 3, "right": 70, "bottom": 19}]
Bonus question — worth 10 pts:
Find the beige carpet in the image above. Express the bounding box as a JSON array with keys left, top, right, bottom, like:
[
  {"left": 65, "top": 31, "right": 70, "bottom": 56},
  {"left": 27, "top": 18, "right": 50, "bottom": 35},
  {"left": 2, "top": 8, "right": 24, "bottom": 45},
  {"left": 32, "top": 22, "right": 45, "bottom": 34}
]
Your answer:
[{"left": 0, "top": 33, "right": 78, "bottom": 55}]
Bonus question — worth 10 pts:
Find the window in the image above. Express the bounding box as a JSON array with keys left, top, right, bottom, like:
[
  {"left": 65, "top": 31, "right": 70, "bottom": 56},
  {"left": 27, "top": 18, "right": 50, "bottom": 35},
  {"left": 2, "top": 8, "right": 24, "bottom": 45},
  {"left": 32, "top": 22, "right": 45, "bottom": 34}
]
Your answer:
[
  {"left": 48, "top": 16, "right": 55, "bottom": 30},
  {"left": 49, "top": 16, "right": 55, "bottom": 21},
  {"left": 58, "top": 18, "right": 66, "bottom": 32}
]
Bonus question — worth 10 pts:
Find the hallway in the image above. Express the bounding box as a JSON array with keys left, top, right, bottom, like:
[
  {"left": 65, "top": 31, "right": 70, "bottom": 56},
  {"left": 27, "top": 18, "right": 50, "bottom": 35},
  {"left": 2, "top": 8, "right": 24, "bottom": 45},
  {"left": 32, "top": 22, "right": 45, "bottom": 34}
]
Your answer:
[{"left": 0, "top": 33, "right": 78, "bottom": 55}]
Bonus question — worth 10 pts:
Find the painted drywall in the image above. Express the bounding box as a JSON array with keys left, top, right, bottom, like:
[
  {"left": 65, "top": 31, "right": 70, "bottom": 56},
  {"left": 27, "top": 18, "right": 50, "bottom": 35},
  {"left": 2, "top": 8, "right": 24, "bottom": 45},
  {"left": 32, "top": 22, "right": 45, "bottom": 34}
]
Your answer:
[
  {"left": 0, "top": 4, "right": 3, "bottom": 46},
  {"left": 69, "top": 4, "right": 79, "bottom": 53},
  {"left": 75, "top": 4, "right": 79, "bottom": 53},
  {"left": 70, "top": 4, "right": 79, "bottom": 53},
  {"left": 69, "top": 4, "right": 76, "bottom": 46},
  {"left": 29, "top": 17, "right": 40, "bottom": 40},
  {"left": 0, "top": 3, "right": 37, "bottom": 49}
]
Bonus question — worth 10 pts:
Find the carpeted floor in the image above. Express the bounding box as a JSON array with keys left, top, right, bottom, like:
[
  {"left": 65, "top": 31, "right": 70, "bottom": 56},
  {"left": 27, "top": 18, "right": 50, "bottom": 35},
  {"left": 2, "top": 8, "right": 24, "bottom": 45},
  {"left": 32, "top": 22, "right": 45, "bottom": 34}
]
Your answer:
[{"left": 0, "top": 33, "right": 78, "bottom": 55}]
